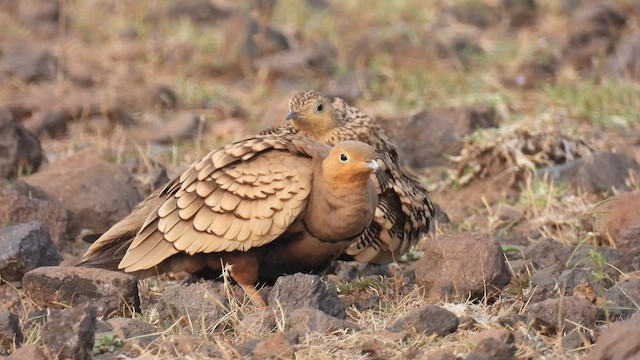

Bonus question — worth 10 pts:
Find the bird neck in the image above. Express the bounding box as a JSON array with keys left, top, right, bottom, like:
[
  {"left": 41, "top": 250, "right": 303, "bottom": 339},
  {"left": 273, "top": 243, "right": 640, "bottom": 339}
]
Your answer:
[{"left": 320, "top": 162, "right": 371, "bottom": 194}]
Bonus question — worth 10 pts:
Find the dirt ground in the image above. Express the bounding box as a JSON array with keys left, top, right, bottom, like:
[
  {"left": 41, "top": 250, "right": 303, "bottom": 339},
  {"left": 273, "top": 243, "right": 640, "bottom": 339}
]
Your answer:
[{"left": 1, "top": 1, "right": 640, "bottom": 359}]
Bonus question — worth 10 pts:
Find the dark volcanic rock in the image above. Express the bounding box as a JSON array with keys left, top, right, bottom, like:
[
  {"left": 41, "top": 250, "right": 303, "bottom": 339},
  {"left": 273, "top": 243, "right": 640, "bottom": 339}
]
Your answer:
[
  {"left": 0, "top": 43, "right": 57, "bottom": 83},
  {"left": 17, "top": 147, "right": 142, "bottom": 236},
  {"left": 467, "top": 337, "right": 517, "bottom": 360},
  {"left": 0, "top": 221, "right": 62, "bottom": 281},
  {"left": 0, "top": 108, "right": 42, "bottom": 178},
  {"left": 107, "top": 317, "right": 157, "bottom": 340},
  {"left": 389, "top": 305, "right": 459, "bottom": 337},
  {"left": 129, "top": 111, "right": 202, "bottom": 144},
  {"left": 604, "top": 279, "right": 640, "bottom": 320},
  {"left": 154, "top": 282, "right": 229, "bottom": 329},
  {"left": 584, "top": 315, "right": 640, "bottom": 360},
  {"left": 573, "top": 152, "right": 640, "bottom": 193},
  {"left": 0, "top": 310, "right": 22, "bottom": 353},
  {"left": 268, "top": 274, "right": 346, "bottom": 319},
  {"left": 287, "top": 307, "right": 358, "bottom": 334},
  {"left": 527, "top": 296, "right": 597, "bottom": 334},
  {"left": 41, "top": 303, "right": 96, "bottom": 360},
  {"left": 379, "top": 105, "right": 498, "bottom": 168},
  {"left": 564, "top": 3, "right": 626, "bottom": 72},
  {"left": 168, "top": 0, "right": 229, "bottom": 23},
  {"left": 22, "top": 266, "right": 140, "bottom": 316},
  {"left": 414, "top": 232, "right": 511, "bottom": 301},
  {"left": 502, "top": 0, "right": 537, "bottom": 28},
  {"left": 0, "top": 186, "right": 68, "bottom": 245},
  {"left": 608, "top": 33, "right": 640, "bottom": 80},
  {"left": 522, "top": 238, "right": 571, "bottom": 269},
  {"left": 22, "top": 111, "right": 70, "bottom": 138},
  {"left": 526, "top": 265, "right": 563, "bottom": 302}
]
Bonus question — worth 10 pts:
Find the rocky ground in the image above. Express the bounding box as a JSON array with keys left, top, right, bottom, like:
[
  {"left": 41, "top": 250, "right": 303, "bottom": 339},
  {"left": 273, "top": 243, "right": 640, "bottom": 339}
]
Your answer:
[{"left": 1, "top": 0, "right": 640, "bottom": 359}]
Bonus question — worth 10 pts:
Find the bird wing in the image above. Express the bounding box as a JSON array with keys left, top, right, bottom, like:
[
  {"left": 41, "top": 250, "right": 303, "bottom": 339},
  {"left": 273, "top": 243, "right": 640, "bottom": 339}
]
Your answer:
[{"left": 113, "top": 135, "right": 318, "bottom": 272}]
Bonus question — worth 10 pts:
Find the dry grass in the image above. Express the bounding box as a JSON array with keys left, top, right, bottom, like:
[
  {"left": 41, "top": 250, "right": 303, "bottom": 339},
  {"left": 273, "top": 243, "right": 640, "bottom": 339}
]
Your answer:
[{"left": 2, "top": 0, "right": 640, "bottom": 359}]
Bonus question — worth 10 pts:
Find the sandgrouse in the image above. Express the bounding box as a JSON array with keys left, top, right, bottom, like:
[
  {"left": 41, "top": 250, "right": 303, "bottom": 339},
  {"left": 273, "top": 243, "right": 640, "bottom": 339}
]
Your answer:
[
  {"left": 261, "top": 90, "right": 436, "bottom": 264},
  {"left": 81, "top": 134, "right": 378, "bottom": 306}
]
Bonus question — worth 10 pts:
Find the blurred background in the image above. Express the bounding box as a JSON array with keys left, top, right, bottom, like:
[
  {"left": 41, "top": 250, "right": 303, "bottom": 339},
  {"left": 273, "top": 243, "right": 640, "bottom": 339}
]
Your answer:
[{"left": 1, "top": 0, "right": 639, "bottom": 237}]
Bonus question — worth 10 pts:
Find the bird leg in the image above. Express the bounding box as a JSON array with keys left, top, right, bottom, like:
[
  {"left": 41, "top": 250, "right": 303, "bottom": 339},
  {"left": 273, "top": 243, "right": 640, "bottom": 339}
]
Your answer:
[{"left": 208, "top": 254, "right": 267, "bottom": 307}]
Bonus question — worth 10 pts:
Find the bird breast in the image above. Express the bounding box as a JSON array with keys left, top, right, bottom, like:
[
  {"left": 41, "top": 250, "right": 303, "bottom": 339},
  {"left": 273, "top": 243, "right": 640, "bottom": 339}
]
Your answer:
[{"left": 303, "top": 174, "right": 377, "bottom": 242}]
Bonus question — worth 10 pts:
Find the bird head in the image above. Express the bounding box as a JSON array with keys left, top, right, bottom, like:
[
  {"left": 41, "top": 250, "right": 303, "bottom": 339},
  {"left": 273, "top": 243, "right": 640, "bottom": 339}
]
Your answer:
[
  {"left": 286, "top": 91, "right": 343, "bottom": 138},
  {"left": 322, "top": 140, "right": 378, "bottom": 187}
]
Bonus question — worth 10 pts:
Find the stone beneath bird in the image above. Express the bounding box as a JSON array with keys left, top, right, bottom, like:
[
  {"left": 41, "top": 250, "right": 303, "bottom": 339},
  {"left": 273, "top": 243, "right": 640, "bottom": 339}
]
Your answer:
[
  {"left": 80, "top": 134, "right": 378, "bottom": 306},
  {"left": 261, "top": 90, "right": 437, "bottom": 264}
]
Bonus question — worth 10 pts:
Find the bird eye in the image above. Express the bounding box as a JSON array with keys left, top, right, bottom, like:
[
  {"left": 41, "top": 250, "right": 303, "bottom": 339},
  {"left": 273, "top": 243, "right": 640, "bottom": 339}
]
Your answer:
[
  {"left": 315, "top": 103, "right": 324, "bottom": 112},
  {"left": 339, "top": 153, "right": 349, "bottom": 162}
]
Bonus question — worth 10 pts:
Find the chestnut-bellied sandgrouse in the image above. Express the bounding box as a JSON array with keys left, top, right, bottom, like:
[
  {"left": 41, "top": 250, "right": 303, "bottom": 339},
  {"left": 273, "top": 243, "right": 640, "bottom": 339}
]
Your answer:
[
  {"left": 81, "top": 133, "right": 378, "bottom": 306},
  {"left": 261, "top": 91, "right": 436, "bottom": 264}
]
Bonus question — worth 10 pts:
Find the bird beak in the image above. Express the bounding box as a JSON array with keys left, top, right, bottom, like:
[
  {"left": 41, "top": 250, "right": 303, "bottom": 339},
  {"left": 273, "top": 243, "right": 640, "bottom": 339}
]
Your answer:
[
  {"left": 286, "top": 111, "right": 300, "bottom": 121},
  {"left": 365, "top": 159, "right": 379, "bottom": 171}
]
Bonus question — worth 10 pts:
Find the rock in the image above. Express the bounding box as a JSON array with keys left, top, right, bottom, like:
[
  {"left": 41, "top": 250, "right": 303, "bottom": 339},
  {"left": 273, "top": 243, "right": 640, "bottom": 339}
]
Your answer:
[
  {"left": 379, "top": 106, "right": 498, "bottom": 168},
  {"left": 611, "top": 247, "right": 640, "bottom": 278},
  {"left": 573, "top": 152, "right": 640, "bottom": 193},
  {"left": 557, "top": 267, "right": 611, "bottom": 298},
  {"left": 466, "top": 337, "right": 517, "bottom": 360},
  {"left": 0, "top": 43, "right": 57, "bottom": 83},
  {"left": 527, "top": 296, "right": 597, "bottom": 334},
  {"left": 22, "top": 266, "right": 140, "bottom": 316},
  {"left": 604, "top": 279, "right": 640, "bottom": 320},
  {"left": 10, "top": 344, "right": 48, "bottom": 360},
  {"left": 434, "top": 35, "right": 485, "bottom": 68},
  {"left": 446, "top": 2, "right": 496, "bottom": 28},
  {"left": 168, "top": 0, "right": 229, "bottom": 23},
  {"left": 526, "top": 266, "right": 563, "bottom": 302},
  {"left": 0, "top": 108, "right": 42, "bottom": 178},
  {"left": 0, "top": 310, "right": 22, "bottom": 353},
  {"left": 22, "top": 111, "right": 70, "bottom": 138},
  {"left": 154, "top": 282, "right": 229, "bottom": 329},
  {"left": 467, "top": 328, "right": 514, "bottom": 347},
  {"left": 17, "top": 147, "right": 142, "bottom": 236},
  {"left": 106, "top": 317, "right": 157, "bottom": 342},
  {"left": 154, "top": 335, "right": 221, "bottom": 358},
  {"left": 222, "top": 12, "right": 289, "bottom": 65},
  {"left": 287, "top": 307, "right": 357, "bottom": 334},
  {"left": 130, "top": 111, "right": 203, "bottom": 144},
  {"left": 252, "top": 332, "right": 295, "bottom": 359},
  {"left": 414, "top": 232, "right": 511, "bottom": 301},
  {"left": 268, "top": 274, "right": 346, "bottom": 319},
  {"left": 0, "top": 186, "right": 67, "bottom": 245},
  {"left": 565, "top": 244, "right": 621, "bottom": 270},
  {"left": 584, "top": 315, "right": 640, "bottom": 360},
  {"left": 323, "top": 71, "right": 378, "bottom": 103},
  {"left": 16, "top": 0, "right": 61, "bottom": 37},
  {"left": 389, "top": 305, "right": 459, "bottom": 337},
  {"left": 522, "top": 238, "right": 571, "bottom": 269},
  {"left": 564, "top": 3, "right": 626, "bottom": 72},
  {"left": 41, "top": 303, "right": 96, "bottom": 360},
  {"left": 0, "top": 221, "right": 62, "bottom": 281},
  {"left": 423, "top": 348, "right": 457, "bottom": 360},
  {"left": 253, "top": 41, "right": 337, "bottom": 79},
  {"left": 561, "top": 329, "right": 592, "bottom": 351},
  {"left": 236, "top": 310, "right": 276, "bottom": 337},
  {"left": 608, "top": 33, "right": 640, "bottom": 79},
  {"left": 501, "top": 0, "right": 537, "bottom": 28},
  {"left": 594, "top": 193, "right": 640, "bottom": 250},
  {"left": 233, "top": 339, "right": 262, "bottom": 358}
]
